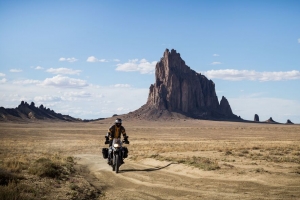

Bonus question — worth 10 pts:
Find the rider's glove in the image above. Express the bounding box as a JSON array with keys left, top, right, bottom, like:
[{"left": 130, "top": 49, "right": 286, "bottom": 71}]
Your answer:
[
  {"left": 104, "top": 136, "right": 109, "bottom": 144},
  {"left": 123, "top": 136, "right": 129, "bottom": 144}
]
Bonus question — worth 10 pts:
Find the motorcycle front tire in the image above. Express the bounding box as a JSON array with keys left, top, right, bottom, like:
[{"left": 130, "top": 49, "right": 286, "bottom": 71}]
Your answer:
[
  {"left": 115, "top": 154, "right": 119, "bottom": 173},
  {"left": 112, "top": 156, "right": 115, "bottom": 171}
]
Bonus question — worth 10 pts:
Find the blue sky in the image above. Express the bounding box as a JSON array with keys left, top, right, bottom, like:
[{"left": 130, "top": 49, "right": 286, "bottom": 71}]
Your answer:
[{"left": 0, "top": 0, "right": 299, "bottom": 123}]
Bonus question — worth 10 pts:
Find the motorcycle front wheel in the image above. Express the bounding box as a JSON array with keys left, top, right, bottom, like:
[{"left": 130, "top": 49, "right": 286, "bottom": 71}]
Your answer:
[{"left": 115, "top": 154, "right": 119, "bottom": 173}]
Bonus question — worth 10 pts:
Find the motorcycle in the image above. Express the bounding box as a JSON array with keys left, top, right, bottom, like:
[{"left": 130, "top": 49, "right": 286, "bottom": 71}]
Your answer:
[{"left": 102, "top": 136, "right": 129, "bottom": 173}]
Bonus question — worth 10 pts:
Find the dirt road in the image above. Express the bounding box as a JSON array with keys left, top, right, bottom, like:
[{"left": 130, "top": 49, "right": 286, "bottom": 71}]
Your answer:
[{"left": 75, "top": 154, "right": 299, "bottom": 200}]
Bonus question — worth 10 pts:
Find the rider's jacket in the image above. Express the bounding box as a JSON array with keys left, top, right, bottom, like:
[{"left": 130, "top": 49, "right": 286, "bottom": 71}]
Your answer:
[{"left": 108, "top": 125, "right": 126, "bottom": 140}]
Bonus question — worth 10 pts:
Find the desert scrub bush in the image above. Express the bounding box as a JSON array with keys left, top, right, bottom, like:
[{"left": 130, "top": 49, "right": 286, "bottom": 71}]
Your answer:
[
  {"left": 3, "top": 157, "right": 29, "bottom": 173},
  {"left": 149, "top": 155, "right": 220, "bottom": 171},
  {"left": 185, "top": 156, "right": 220, "bottom": 170},
  {"left": 0, "top": 168, "right": 23, "bottom": 186},
  {"left": 28, "top": 157, "right": 63, "bottom": 178},
  {"left": 225, "top": 150, "right": 233, "bottom": 155},
  {"left": 0, "top": 182, "right": 30, "bottom": 200},
  {"left": 28, "top": 156, "right": 75, "bottom": 179},
  {"left": 241, "top": 149, "right": 249, "bottom": 154},
  {"left": 0, "top": 169, "right": 29, "bottom": 200}
]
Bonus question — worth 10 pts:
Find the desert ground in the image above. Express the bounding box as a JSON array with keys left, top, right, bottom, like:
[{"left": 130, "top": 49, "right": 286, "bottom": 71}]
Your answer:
[{"left": 0, "top": 118, "right": 300, "bottom": 199}]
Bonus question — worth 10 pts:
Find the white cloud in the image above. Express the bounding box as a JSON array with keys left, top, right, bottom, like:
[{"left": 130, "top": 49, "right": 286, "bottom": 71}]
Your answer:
[
  {"left": 46, "top": 68, "right": 81, "bottom": 75},
  {"left": 34, "top": 95, "right": 62, "bottom": 102},
  {"left": 35, "top": 66, "right": 44, "bottom": 70},
  {"left": 113, "top": 59, "right": 120, "bottom": 62},
  {"left": 86, "top": 56, "right": 108, "bottom": 63},
  {"left": 1, "top": 80, "right": 148, "bottom": 119},
  {"left": 210, "top": 62, "right": 222, "bottom": 65},
  {"left": 87, "top": 56, "right": 98, "bottom": 62},
  {"left": 0, "top": 73, "right": 5, "bottom": 77},
  {"left": 64, "top": 91, "right": 91, "bottom": 98},
  {"left": 59, "top": 57, "right": 78, "bottom": 62},
  {"left": 213, "top": 54, "right": 219, "bottom": 57},
  {"left": 204, "top": 69, "right": 300, "bottom": 81},
  {"left": 10, "top": 69, "right": 22, "bottom": 73},
  {"left": 0, "top": 78, "right": 7, "bottom": 83},
  {"left": 113, "top": 84, "right": 131, "bottom": 88},
  {"left": 13, "top": 79, "right": 41, "bottom": 85},
  {"left": 298, "top": 38, "right": 300, "bottom": 43},
  {"left": 116, "top": 59, "right": 157, "bottom": 74},
  {"left": 41, "top": 75, "right": 88, "bottom": 88}
]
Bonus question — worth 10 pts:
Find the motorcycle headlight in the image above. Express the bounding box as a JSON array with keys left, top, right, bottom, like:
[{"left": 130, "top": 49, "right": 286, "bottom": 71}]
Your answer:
[{"left": 114, "top": 143, "right": 120, "bottom": 148}]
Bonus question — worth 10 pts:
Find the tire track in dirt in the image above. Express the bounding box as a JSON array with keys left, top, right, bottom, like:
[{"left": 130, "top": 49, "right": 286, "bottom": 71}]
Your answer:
[{"left": 74, "top": 154, "right": 300, "bottom": 200}]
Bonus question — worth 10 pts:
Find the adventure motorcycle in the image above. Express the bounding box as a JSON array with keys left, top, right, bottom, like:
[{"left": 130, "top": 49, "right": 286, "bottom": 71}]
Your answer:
[{"left": 102, "top": 137, "right": 129, "bottom": 173}]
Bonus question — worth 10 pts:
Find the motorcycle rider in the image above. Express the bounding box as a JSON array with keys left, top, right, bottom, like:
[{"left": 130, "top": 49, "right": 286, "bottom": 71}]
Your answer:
[{"left": 105, "top": 118, "right": 129, "bottom": 164}]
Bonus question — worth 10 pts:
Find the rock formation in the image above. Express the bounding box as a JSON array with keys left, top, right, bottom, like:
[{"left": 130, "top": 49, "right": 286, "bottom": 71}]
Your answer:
[
  {"left": 286, "top": 119, "right": 294, "bottom": 124},
  {"left": 254, "top": 114, "right": 259, "bottom": 122},
  {"left": 125, "top": 49, "right": 240, "bottom": 120},
  {"left": 0, "top": 101, "right": 80, "bottom": 122},
  {"left": 265, "top": 117, "right": 278, "bottom": 123}
]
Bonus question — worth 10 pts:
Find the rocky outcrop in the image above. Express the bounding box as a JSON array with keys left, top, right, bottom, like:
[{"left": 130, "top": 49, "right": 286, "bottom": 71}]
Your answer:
[
  {"left": 219, "top": 96, "right": 234, "bottom": 117},
  {"left": 254, "top": 114, "right": 259, "bottom": 122},
  {"left": 265, "top": 117, "right": 279, "bottom": 123},
  {"left": 0, "top": 101, "right": 79, "bottom": 122},
  {"left": 125, "top": 49, "right": 240, "bottom": 120},
  {"left": 286, "top": 119, "right": 294, "bottom": 124}
]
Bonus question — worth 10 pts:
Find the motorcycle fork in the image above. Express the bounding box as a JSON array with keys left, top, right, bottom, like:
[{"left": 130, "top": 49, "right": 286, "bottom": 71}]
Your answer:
[{"left": 113, "top": 148, "right": 120, "bottom": 165}]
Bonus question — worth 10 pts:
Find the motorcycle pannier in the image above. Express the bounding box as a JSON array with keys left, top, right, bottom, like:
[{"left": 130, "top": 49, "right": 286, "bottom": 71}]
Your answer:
[
  {"left": 122, "top": 147, "right": 128, "bottom": 158},
  {"left": 102, "top": 148, "right": 108, "bottom": 159}
]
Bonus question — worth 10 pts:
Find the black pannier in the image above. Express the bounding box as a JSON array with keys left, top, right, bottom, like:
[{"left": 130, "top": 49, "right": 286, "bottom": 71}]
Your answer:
[
  {"left": 122, "top": 147, "right": 128, "bottom": 158},
  {"left": 102, "top": 148, "right": 108, "bottom": 159}
]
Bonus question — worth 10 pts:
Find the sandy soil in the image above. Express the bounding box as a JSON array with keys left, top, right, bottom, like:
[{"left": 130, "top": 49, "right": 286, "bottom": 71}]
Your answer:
[{"left": 1, "top": 118, "right": 300, "bottom": 199}]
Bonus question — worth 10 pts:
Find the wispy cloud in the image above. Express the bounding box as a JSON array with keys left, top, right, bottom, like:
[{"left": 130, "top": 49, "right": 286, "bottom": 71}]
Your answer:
[
  {"left": 0, "top": 78, "right": 7, "bottom": 83},
  {"left": 64, "top": 91, "right": 91, "bottom": 98},
  {"left": 113, "top": 59, "right": 120, "bottom": 62},
  {"left": 13, "top": 79, "right": 41, "bottom": 85},
  {"left": 34, "top": 95, "right": 62, "bottom": 102},
  {"left": 59, "top": 57, "right": 78, "bottom": 62},
  {"left": 203, "top": 69, "right": 300, "bottom": 81},
  {"left": 35, "top": 66, "right": 44, "bottom": 70},
  {"left": 298, "top": 38, "right": 300, "bottom": 43},
  {"left": 10, "top": 69, "right": 22, "bottom": 73},
  {"left": 210, "top": 62, "right": 222, "bottom": 65},
  {"left": 116, "top": 59, "right": 157, "bottom": 74},
  {"left": 113, "top": 84, "right": 131, "bottom": 88},
  {"left": 86, "top": 56, "right": 108, "bottom": 63},
  {"left": 46, "top": 68, "right": 81, "bottom": 75},
  {"left": 0, "top": 73, "right": 5, "bottom": 77},
  {"left": 41, "top": 75, "right": 88, "bottom": 88},
  {"left": 213, "top": 54, "right": 220, "bottom": 57},
  {"left": 0, "top": 77, "right": 148, "bottom": 119}
]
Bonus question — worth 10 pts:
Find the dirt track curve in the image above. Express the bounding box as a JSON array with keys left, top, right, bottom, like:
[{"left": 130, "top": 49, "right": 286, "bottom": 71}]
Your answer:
[{"left": 75, "top": 154, "right": 299, "bottom": 200}]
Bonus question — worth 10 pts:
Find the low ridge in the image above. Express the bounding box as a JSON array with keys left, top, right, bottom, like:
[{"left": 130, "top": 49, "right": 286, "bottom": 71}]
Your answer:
[{"left": 0, "top": 101, "right": 80, "bottom": 122}]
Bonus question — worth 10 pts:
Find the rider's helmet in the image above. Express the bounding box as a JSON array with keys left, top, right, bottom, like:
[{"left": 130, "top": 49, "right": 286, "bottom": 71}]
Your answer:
[{"left": 115, "top": 118, "right": 122, "bottom": 127}]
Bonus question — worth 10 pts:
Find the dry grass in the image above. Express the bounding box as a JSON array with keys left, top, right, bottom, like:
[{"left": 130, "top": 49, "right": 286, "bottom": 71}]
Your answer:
[{"left": 0, "top": 119, "right": 300, "bottom": 199}]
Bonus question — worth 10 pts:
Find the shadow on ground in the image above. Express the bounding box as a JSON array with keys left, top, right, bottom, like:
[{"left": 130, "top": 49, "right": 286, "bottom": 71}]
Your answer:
[{"left": 119, "top": 163, "right": 175, "bottom": 173}]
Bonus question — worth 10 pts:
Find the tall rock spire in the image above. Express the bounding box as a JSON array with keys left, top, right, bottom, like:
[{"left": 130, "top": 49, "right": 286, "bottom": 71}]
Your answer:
[{"left": 126, "top": 49, "right": 239, "bottom": 120}]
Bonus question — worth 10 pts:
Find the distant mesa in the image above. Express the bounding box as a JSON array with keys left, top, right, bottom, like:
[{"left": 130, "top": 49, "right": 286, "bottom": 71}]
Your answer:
[
  {"left": 124, "top": 49, "right": 241, "bottom": 121},
  {"left": 254, "top": 114, "right": 259, "bottom": 122},
  {"left": 286, "top": 119, "right": 294, "bottom": 124}
]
